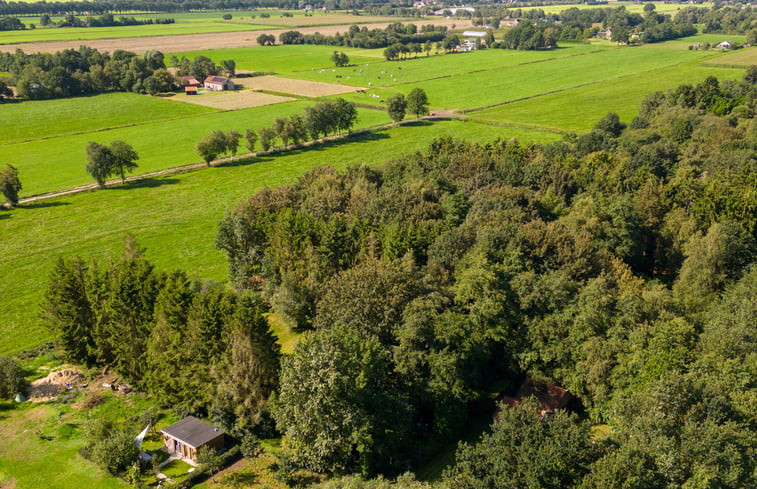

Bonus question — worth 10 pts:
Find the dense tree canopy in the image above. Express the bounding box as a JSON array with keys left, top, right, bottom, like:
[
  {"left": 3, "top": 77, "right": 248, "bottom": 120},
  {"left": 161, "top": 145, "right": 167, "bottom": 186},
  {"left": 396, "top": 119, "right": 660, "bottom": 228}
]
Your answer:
[{"left": 216, "top": 69, "right": 757, "bottom": 483}]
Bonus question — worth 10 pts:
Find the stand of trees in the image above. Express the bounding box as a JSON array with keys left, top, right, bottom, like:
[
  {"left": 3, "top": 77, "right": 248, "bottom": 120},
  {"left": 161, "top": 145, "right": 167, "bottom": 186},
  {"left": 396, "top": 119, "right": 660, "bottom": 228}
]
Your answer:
[
  {"left": 85, "top": 140, "right": 139, "bottom": 187},
  {"left": 675, "top": 5, "right": 756, "bottom": 35},
  {"left": 0, "top": 47, "right": 176, "bottom": 99},
  {"left": 279, "top": 23, "right": 447, "bottom": 49},
  {"left": 213, "top": 69, "right": 756, "bottom": 483},
  {"left": 42, "top": 236, "right": 281, "bottom": 436}
]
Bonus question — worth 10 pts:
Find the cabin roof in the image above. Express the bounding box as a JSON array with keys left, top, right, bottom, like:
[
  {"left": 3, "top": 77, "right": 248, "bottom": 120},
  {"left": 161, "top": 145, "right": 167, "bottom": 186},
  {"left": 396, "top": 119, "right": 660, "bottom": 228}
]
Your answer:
[{"left": 160, "top": 416, "right": 224, "bottom": 449}]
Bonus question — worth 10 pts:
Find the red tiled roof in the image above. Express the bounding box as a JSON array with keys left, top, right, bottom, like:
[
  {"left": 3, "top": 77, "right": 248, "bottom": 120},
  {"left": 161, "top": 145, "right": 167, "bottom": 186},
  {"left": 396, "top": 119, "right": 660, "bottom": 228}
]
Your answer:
[{"left": 204, "top": 76, "right": 228, "bottom": 84}]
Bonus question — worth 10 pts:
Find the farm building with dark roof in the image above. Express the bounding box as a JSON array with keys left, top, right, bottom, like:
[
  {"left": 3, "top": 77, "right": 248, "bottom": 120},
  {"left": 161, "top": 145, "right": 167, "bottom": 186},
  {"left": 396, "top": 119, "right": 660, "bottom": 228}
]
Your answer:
[{"left": 160, "top": 416, "right": 225, "bottom": 462}]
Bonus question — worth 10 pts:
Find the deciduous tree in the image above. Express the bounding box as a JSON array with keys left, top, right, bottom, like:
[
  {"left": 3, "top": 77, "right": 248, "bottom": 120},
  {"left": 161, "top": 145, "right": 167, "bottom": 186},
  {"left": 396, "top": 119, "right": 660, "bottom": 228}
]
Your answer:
[
  {"left": 0, "top": 163, "right": 22, "bottom": 206},
  {"left": 406, "top": 88, "right": 429, "bottom": 118}
]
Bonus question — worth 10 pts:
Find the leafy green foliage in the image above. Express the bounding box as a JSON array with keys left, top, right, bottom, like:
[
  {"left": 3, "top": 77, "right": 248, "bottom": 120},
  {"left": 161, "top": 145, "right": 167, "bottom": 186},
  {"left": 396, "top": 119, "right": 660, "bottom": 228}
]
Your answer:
[
  {"left": 386, "top": 94, "right": 406, "bottom": 123},
  {"left": 444, "top": 401, "right": 595, "bottom": 489},
  {"left": 0, "top": 355, "right": 25, "bottom": 399},
  {"left": 0, "top": 163, "right": 21, "bottom": 205},
  {"left": 219, "top": 71, "right": 757, "bottom": 482}
]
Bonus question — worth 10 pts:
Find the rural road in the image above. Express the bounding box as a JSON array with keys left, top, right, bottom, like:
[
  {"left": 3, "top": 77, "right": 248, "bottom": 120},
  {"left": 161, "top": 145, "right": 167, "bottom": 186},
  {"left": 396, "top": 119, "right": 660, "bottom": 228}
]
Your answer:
[{"left": 0, "top": 19, "right": 473, "bottom": 54}]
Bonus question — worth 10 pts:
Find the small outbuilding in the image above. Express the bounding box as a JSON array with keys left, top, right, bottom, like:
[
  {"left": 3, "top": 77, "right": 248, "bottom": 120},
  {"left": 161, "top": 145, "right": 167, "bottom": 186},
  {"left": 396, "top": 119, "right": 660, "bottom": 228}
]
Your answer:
[
  {"left": 495, "top": 377, "right": 572, "bottom": 420},
  {"left": 160, "top": 416, "right": 225, "bottom": 462},
  {"left": 204, "top": 75, "right": 235, "bottom": 91},
  {"left": 185, "top": 85, "right": 198, "bottom": 95}
]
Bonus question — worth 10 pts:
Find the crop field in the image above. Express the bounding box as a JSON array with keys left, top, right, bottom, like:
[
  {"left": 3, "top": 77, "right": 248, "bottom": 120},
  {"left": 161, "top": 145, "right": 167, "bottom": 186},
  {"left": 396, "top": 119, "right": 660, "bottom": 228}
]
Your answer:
[
  {"left": 240, "top": 75, "right": 363, "bottom": 96},
  {"left": 0, "top": 119, "right": 559, "bottom": 355},
  {"left": 174, "top": 90, "right": 296, "bottom": 109},
  {"left": 0, "top": 100, "right": 391, "bottom": 196},
  {"left": 469, "top": 63, "right": 745, "bottom": 132},
  {"left": 702, "top": 46, "right": 757, "bottom": 67}
]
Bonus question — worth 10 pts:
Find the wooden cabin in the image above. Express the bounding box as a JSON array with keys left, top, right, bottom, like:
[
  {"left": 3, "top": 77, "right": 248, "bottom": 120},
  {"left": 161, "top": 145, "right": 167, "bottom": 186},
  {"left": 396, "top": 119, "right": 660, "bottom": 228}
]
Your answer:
[{"left": 160, "top": 416, "right": 224, "bottom": 462}]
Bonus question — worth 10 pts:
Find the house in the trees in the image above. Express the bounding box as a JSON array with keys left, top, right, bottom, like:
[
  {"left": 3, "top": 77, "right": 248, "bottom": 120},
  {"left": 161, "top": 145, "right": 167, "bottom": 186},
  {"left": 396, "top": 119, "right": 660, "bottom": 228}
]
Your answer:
[
  {"left": 178, "top": 76, "right": 201, "bottom": 87},
  {"left": 160, "top": 416, "right": 225, "bottom": 462},
  {"left": 204, "top": 75, "right": 235, "bottom": 91},
  {"left": 495, "top": 377, "right": 572, "bottom": 420}
]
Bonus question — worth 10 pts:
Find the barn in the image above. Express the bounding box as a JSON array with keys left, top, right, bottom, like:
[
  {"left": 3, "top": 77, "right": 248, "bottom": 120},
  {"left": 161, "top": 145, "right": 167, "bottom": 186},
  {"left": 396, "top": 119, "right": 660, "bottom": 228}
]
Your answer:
[
  {"left": 160, "top": 416, "right": 225, "bottom": 462},
  {"left": 204, "top": 75, "right": 235, "bottom": 91}
]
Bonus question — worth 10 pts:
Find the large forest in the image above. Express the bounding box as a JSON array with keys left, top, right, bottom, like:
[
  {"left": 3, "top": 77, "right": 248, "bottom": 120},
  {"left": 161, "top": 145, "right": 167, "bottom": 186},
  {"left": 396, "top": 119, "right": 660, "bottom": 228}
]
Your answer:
[{"left": 44, "top": 70, "right": 756, "bottom": 487}]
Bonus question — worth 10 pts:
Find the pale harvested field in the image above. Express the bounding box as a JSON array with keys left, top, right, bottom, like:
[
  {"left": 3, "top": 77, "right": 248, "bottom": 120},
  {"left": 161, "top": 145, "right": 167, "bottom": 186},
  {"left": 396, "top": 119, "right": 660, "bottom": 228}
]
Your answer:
[
  {"left": 243, "top": 75, "right": 363, "bottom": 97},
  {"left": 172, "top": 89, "right": 295, "bottom": 109},
  {"left": 701, "top": 46, "right": 757, "bottom": 67},
  {"left": 0, "top": 19, "right": 473, "bottom": 54}
]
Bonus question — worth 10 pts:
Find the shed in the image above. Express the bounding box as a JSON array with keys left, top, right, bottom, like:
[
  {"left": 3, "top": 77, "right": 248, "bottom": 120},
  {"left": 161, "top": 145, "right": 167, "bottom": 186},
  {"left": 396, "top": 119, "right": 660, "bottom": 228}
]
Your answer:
[
  {"left": 185, "top": 85, "right": 198, "bottom": 95},
  {"left": 494, "top": 377, "right": 572, "bottom": 420},
  {"left": 160, "top": 416, "right": 224, "bottom": 461},
  {"left": 204, "top": 76, "right": 235, "bottom": 91}
]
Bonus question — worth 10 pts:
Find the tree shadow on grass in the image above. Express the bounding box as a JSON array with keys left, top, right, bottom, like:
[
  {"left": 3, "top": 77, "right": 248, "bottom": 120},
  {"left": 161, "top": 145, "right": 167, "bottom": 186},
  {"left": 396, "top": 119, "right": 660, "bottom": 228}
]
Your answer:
[
  {"left": 221, "top": 131, "right": 392, "bottom": 169},
  {"left": 110, "top": 178, "right": 180, "bottom": 190},
  {"left": 401, "top": 120, "right": 434, "bottom": 127},
  {"left": 19, "top": 201, "right": 71, "bottom": 210}
]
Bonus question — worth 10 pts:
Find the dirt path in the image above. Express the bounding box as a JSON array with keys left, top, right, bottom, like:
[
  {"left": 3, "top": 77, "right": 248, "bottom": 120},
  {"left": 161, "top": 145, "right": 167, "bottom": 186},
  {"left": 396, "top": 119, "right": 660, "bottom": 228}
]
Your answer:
[{"left": 0, "top": 19, "right": 473, "bottom": 55}]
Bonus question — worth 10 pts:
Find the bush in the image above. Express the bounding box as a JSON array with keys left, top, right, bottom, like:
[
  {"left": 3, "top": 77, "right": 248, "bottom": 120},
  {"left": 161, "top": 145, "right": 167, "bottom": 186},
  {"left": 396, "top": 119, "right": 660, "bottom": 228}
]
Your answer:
[
  {"left": 178, "top": 446, "right": 241, "bottom": 488},
  {"left": 222, "top": 14, "right": 232, "bottom": 20}
]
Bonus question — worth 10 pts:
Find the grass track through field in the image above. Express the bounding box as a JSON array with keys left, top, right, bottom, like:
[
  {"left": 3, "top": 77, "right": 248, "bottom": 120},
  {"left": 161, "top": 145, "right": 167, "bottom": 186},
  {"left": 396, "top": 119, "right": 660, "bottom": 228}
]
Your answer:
[{"left": 0, "top": 120, "right": 559, "bottom": 355}]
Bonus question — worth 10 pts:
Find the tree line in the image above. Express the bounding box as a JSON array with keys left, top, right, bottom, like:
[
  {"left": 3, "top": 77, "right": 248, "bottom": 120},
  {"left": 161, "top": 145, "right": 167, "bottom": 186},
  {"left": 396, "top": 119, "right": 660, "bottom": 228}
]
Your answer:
[
  {"left": 195, "top": 98, "right": 359, "bottom": 164},
  {"left": 278, "top": 23, "right": 448, "bottom": 50},
  {"left": 35, "top": 12, "right": 175, "bottom": 29},
  {"left": 0, "top": 47, "right": 229, "bottom": 100},
  {"left": 212, "top": 68, "right": 756, "bottom": 483}
]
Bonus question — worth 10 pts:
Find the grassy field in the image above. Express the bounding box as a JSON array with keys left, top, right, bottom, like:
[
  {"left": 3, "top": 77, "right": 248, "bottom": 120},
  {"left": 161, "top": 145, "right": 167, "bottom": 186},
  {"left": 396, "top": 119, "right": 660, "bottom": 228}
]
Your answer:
[
  {"left": 286, "top": 42, "right": 605, "bottom": 87},
  {"left": 469, "top": 63, "right": 745, "bottom": 132},
  {"left": 701, "top": 46, "right": 757, "bottom": 67},
  {"left": 0, "top": 120, "right": 559, "bottom": 355},
  {"left": 0, "top": 92, "right": 216, "bottom": 144},
  {"left": 169, "top": 44, "right": 384, "bottom": 73},
  {"left": 1, "top": 100, "right": 390, "bottom": 196},
  {"left": 0, "top": 22, "right": 276, "bottom": 45}
]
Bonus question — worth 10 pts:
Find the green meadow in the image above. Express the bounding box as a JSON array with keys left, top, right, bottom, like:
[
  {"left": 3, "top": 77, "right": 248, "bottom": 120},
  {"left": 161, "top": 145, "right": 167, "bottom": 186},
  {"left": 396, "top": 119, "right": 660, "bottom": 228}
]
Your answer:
[
  {"left": 1, "top": 100, "right": 391, "bottom": 196},
  {"left": 286, "top": 42, "right": 605, "bottom": 87},
  {"left": 170, "top": 44, "right": 384, "bottom": 73},
  {"left": 469, "top": 63, "right": 745, "bottom": 132},
  {"left": 0, "top": 22, "right": 275, "bottom": 45},
  {"left": 0, "top": 120, "right": 559, "bottom": 356},
  {"left": 0, "top": 92, "right": 215, "bottom": 144}
]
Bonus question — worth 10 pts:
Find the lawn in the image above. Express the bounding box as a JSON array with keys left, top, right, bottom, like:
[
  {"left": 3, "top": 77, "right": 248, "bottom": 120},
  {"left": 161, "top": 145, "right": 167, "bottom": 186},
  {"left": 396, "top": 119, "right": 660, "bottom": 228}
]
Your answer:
[
  {"left": 0, "top": 92, "right": 216, "bottom": 145},
  {"left": 160, "top": 459, "right": 194, "bottom": 483},
  {"left": 0, "top": 119, "right": 560, "bottom": 355},
  {"left": 469, "top": 63, "right": 746, "bottom": 133},
  {"left": 0, "top": 399, "right": 130, "bottom": 489},
  {"left": 1, "top": 100, "right": 390, "bottom": 196}
]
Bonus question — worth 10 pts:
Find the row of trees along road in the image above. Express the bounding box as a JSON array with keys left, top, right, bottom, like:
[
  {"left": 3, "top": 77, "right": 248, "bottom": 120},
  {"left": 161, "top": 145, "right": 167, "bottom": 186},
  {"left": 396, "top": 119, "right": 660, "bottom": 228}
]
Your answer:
[{"left": 195, "top": 98, "right": 358, "bottom": 164}]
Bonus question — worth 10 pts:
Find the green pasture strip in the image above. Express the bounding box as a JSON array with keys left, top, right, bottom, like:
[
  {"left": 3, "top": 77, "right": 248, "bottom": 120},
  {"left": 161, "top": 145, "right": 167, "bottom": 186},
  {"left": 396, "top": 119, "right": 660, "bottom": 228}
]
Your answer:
[
  {"left": 0, "top": 120, "right": 559, "bottom": 356},
  {"left": 0, "top": 92, "right": 217, "bottom": 145},
  {"left": 168, "top": 44, "right": 381, "bottom": 73},
  {"left": 639, "top": 33, "right": 748, "bottom": 51},
  {"left": 285, "top": 42, "right": 604, "bottom": 87},
  {"left": 701, "top": 46, "right": 757, "bottom": 67},
  {"left": 528, "top": 2, "right": 694, "bottom": 15},
  {"left": 0, "top": 404, "right": 128, "bottom": 489},
  {"left": 383, "top": 45, "right": 712, "bottom": 111},
  {"left": 229, "top": 13, "right": 411, "bottom": 27},
  {"left": 469, "top": 64, "right": 745, "bottom": 133},
  {"left": 2, "top": 101, "right": 391, "bottom": 196},
  {"left": 0, "top": 22, "right": 276, "bottom": 45}
]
